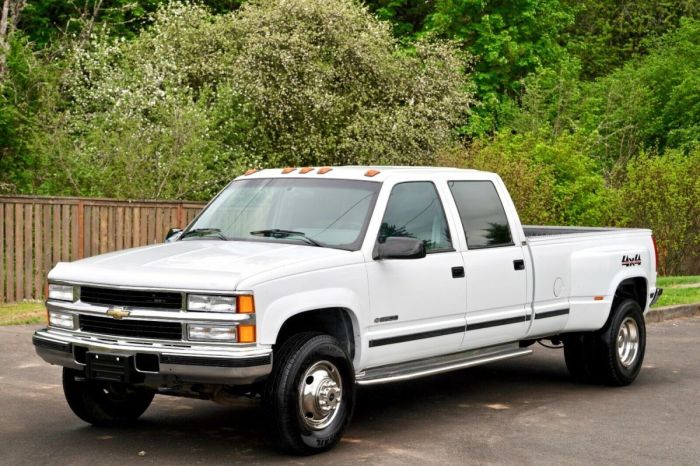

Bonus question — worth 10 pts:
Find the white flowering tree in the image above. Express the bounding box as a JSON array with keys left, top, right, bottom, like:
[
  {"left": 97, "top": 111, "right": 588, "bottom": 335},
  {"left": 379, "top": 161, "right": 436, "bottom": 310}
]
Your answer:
[{"left": 42, "top": 0, "right": 472, "bottom": 200}]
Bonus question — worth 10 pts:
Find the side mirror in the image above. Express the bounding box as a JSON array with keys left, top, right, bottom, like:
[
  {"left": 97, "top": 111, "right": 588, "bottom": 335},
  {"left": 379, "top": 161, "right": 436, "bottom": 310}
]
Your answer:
[
  {"left": 165, "top": 228, "right": 183, "bottom": 242},
  {"left": 376, "top": 237, "right": 426, "bottom": 260}
]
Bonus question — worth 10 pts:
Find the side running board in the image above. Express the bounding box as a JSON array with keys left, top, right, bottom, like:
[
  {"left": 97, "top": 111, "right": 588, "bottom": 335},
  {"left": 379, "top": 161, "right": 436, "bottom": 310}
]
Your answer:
[{"left": 355, "top": 342, "right": 532, "bottom": 386}]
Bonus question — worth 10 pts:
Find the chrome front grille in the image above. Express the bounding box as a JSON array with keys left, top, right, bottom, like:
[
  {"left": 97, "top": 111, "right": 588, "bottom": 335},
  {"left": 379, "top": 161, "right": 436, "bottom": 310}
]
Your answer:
[
  {"left": 79, "top": 315, "right": 183, "bottom": 340},
  {"left": 80, "top": 286, "right": 182, "bottom": 310}
]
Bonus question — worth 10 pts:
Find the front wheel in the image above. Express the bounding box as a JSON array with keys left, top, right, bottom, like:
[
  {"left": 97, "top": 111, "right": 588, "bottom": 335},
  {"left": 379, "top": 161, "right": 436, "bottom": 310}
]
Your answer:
[
  {"left": 263, "top": 333, "right": 356, "bottom": 455},
  {"left": 63, "top": 368, "right": 155, "bottom": 426}
]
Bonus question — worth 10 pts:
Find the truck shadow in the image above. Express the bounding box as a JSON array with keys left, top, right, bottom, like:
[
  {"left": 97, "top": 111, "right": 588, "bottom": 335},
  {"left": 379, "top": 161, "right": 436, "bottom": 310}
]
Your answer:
[{"left": 67, "top": 351, "right": 600, "bottom": 461}]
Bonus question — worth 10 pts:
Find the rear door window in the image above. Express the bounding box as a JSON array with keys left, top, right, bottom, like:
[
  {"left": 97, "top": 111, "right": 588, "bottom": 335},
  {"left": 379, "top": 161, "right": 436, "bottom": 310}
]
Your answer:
[{"left": 448, "top": 181, "right": 513, "bottom": 249}]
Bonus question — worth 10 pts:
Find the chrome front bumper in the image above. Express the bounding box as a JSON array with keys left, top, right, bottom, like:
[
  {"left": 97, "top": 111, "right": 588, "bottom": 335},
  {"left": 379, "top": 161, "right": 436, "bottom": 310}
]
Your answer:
[{"left": 33, "top": 328, "right": 272, "bottom": 385}]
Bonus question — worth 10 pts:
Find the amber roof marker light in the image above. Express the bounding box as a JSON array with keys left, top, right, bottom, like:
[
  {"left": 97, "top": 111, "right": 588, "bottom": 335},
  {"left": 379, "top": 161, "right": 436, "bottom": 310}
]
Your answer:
[
  {"left": 364, "top": 169, "right": 381, "bottom": 177},
  {"left": 299, "top": 167, "right": 314, "bottom": 174},
  {"left": 281, "top": 167, "right": 295, "bottom": 174},
  {"left": 244, "top": 169, "right": 258, "bottom": 176},
  {"left": 318, "top": 167, "right": 333, "bottom": 174}
]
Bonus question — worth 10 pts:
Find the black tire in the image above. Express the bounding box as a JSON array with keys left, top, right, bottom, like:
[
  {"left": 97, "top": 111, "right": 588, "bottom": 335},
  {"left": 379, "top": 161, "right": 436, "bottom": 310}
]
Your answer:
[
  {"left": 564, "top": 299, "right": 646, "bottom": 386},
  {"left": 263, "top": 332, "right": 355, "bottom": 455},
  {"left": 62, "top": 368, "right": 155, "bottom": 427}
]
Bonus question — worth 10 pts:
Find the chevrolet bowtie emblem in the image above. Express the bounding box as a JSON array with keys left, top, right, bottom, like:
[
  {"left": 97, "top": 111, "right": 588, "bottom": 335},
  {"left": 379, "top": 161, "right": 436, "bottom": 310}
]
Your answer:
[{"left": 106, "top": 308, "right": 130, "bottom": 320}]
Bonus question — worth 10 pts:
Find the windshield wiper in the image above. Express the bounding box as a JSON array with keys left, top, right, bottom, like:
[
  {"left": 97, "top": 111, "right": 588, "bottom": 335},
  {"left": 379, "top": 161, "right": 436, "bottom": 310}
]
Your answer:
[
  {"left": 249, "top": 229, "right": 325, "bottom": 247},
  {"left": 180, "top": 228, "right": 230, "bottom": 241}
]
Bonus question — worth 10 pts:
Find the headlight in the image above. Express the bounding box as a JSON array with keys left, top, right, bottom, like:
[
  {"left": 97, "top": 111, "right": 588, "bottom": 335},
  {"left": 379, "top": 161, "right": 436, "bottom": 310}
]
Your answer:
[
  {"left": 48, "top": 311, "right": 76, "bottom": 329},
  {"left": 187, "top": 294, "right": 237, "bottom": 313},
  {"left": 48, "top": 284, "right": 75, "bottom": 302},
  {"left": 187, "top": 324, "right": 238, "bottom": 342}
]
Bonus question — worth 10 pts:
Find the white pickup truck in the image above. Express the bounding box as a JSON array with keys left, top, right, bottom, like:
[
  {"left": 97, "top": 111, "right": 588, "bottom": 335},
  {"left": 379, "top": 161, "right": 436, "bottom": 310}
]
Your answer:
[{"left": 34, "top": 167, "right": 662, "bottom": 454}]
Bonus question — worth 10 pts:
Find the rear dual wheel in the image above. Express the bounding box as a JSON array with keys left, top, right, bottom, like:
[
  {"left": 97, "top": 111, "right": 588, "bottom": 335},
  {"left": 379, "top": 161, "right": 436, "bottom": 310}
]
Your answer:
[{"left": 564, "top": 299, "right": 646, "bottom": 386}]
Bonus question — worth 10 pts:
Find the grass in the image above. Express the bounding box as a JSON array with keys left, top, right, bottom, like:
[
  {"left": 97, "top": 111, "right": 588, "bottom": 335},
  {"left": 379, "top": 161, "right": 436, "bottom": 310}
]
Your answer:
[
  {"left": 0, "top": 301, "right": 45, "bottom": 326},
  {"left": 0, "top": 275, "right": 698, "bottom": 325},
  {"left": 653, "top": 276, "right": 700, "bottom": 308},
  {"left": 656, "top": 275, "right": 700, "bottom": 287}
]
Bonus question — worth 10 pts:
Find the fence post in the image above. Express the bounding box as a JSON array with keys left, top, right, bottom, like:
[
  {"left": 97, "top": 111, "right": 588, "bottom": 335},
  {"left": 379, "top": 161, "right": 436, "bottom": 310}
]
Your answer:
[
  {"left": 77, "top": 200, "right": 84, "bottom": 259},
  {"left": 177, "top": 204, "right": 184, "bottom": 228}
]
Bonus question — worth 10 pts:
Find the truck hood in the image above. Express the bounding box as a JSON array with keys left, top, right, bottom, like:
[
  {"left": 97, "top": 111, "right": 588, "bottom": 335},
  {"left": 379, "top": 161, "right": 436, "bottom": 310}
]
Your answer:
[{"left": 49, "top": 240, "right": 354, "bottom": 292}]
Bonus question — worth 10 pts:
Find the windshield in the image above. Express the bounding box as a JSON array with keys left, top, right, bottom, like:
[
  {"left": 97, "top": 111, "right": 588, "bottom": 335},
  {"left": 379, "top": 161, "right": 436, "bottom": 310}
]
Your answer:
[{"left": 183, "top": 178, "right": 381, "bottom": 250}]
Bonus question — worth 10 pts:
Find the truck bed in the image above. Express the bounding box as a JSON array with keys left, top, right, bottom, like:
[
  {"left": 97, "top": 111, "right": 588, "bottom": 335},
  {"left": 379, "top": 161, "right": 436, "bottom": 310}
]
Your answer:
[{"left": 524, "top": 225, "right": 634, "bottom": 239}]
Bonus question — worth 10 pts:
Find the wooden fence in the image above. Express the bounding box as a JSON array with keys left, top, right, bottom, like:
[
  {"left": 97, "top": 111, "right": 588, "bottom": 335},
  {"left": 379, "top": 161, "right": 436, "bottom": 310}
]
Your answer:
[{"left": 0, "top": 195, "right": 205, "bottom": 303}]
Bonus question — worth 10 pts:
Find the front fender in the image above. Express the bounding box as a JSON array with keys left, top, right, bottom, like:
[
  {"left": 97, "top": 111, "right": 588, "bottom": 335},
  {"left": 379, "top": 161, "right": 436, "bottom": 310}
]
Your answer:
[{"left": 258, "top": 287, "right": 364, "bottom": 355}]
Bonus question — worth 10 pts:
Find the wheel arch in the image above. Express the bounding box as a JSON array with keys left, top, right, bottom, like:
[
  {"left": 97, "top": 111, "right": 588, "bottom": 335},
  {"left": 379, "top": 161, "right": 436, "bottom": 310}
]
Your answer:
[
  {"left": 257, "top": 286, "right": 364, "bottom": 367},
  {"left": 274, "top": 308, "right": 359, "bottom": 362},
  {"left": 610, "top": 276, "right": 648, "bottom": 313}
]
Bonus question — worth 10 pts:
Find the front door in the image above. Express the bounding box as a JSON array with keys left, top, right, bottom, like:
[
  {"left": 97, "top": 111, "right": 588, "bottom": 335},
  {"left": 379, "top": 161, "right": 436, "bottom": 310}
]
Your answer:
[{"left": 365, "top": 181, "right": 467, "bottom": 367}]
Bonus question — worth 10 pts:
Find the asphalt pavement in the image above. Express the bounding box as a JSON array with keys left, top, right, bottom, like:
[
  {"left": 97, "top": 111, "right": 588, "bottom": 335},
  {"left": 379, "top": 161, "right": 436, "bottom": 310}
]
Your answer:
[{"left": 1, "top": 317, "right": 698, "bottom": 465}]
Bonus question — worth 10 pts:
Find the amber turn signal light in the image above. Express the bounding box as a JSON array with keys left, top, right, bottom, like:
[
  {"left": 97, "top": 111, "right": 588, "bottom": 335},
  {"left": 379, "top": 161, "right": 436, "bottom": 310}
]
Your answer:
[{"left": 237, "top": 325, "right": 256, "bottom": 343}]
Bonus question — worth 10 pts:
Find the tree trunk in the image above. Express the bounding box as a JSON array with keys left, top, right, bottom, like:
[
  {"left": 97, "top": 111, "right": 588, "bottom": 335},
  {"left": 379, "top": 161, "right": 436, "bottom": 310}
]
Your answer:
[{"left": 0, "top": 0, "right": 13, "bottom": 75}]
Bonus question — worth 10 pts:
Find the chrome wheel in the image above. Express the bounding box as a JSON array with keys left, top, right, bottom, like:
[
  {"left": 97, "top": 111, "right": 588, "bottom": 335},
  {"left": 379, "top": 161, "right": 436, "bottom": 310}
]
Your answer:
[
  {"left": 617, "top": 316, "right": 640, "bottom": 367},
  {"left": 298, "top": 360, "right": 343, "bottom": 430}
]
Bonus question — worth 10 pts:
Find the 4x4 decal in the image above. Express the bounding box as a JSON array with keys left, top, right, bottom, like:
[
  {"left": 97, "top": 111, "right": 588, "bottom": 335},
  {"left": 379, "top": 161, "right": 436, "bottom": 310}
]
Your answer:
[{"left": 622, "top": 254, "right": 642, "bottom": 267}]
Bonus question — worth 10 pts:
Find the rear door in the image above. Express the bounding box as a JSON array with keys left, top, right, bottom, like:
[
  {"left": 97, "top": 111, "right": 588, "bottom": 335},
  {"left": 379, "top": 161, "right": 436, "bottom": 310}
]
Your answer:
[
  {"left": 364, "top": 181, "right": 467, "bottom": 367},
  {"left": 446, "top": 180, "right": 529, "bottom": 349}
]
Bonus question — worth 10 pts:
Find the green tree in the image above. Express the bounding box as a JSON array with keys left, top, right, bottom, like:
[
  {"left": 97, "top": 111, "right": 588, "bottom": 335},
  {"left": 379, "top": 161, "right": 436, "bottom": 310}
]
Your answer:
[
  {"left": 17, "top": 0, "right": 246, "bottom": 48},
  {"left": 564, "top": 0, "right": 700, "bottom": 79},
  {"left": 419, "top": 0, "right": 574, "bottom": 135},
  {"left": 516, "top": 19, "right": 700, "bottom": 168},
  {"left": 0, "top": 34, "right": 62, "bottom": 193},
  {"left": 367, "top": 0, "right": 436, "bottom": 37}
]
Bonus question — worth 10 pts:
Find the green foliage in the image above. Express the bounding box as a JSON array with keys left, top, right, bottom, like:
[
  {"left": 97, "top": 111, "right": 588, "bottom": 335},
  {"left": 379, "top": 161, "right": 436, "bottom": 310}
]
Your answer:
[
  {"left": 441, "top": 131, "right": 609, "bottom": 226},
  {"left": 18, "top": 0, "right": 165, "bottom": 46},
  {"left": 34, "top": 0, "right": 471, "bottom": 200},
  {"left": 17, "top": 0, "right": 245, "bottom": 47},
  {"left": 613, "top": 149, "right": 700, "bottom": 276},
  {"left": 438, "top": 140, "right": 557, "bottom": 226},
  {"left": 0, "top": 34, "right": 62, "bottom": 193},
  {"left": 517, "top": 19, "right": 700, "bottom": 167},
  {"left": 423, "top": 0, "right": 574, "bottom": 135},
  {"left": 368, "top": 0, "right": 435, "bottom": 37},
  {"left": 563, "top": 0, "right": 700, "bottom": 79}
]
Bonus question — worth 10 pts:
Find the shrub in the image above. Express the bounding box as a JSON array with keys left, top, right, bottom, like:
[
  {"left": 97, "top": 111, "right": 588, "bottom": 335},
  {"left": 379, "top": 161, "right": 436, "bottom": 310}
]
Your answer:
[
  {"left": 441, "top": 131, "right": 610, "bottom": 226},
  {"left": 614, "top": 149, "right": 700, "bottom": 275}
]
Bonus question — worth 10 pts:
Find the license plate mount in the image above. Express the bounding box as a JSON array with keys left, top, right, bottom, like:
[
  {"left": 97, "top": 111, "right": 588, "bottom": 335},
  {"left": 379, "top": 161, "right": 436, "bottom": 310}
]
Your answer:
[{"left": 85, "top": 352, "right": 141, "bottom": 383}]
